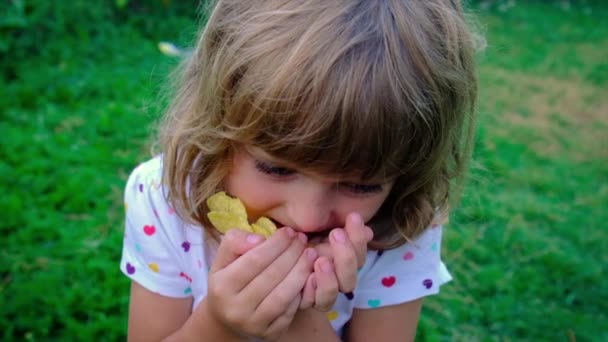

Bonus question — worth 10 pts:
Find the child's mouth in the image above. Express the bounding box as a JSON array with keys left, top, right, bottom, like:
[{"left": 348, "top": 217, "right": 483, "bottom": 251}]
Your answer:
[
  {"left": 269, "top": 218, "right": 329, "bottom": 243},
  {"left": 304, "top": 231, "right": 329, "bottom": 243}
]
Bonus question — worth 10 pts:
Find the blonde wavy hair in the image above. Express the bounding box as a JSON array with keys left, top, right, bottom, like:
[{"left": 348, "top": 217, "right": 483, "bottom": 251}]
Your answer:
[{"left": 159, "top": 0, "right": 479, "bottom": 249}]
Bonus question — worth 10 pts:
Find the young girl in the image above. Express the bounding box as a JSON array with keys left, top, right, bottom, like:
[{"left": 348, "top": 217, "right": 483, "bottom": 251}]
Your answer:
[{"left": 120, "top": 0, "right": 478, "bottom": 340}]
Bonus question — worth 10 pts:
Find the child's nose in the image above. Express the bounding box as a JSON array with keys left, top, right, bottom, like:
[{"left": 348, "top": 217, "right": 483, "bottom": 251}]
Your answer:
[{"left": 287, "top": 188, "right": 332, "bottom": 233}]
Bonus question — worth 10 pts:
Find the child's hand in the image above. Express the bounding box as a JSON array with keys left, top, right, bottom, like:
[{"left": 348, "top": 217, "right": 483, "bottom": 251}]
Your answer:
[
  {"left": 300, "top": 213, "right": 373, "bottom": 311},
  {"left": 205, "top": 227, "right": 317, "bottom": 341}
]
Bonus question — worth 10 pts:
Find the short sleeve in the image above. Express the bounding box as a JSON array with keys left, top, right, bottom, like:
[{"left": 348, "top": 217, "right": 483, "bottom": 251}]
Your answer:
[
  {"left": 119, "top": 158, "right": 193, "bottom": 298},
  {"left": 354, "top": 226, "right": 452, "bottom": 309}
]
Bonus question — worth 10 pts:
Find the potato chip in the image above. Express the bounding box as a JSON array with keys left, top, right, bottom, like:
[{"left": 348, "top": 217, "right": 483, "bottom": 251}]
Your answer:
[
  {"left": 251, "top": 217, "right": 277, "bottom": 237},
  {"left": 207, "top": 191, "right": 247, "bottom": 218},
  {"left": 206, "top": 191, "right": 277, "bottom": 236},
  {"left": 208, "top": 211, "right": 251, "bottom": 234}
]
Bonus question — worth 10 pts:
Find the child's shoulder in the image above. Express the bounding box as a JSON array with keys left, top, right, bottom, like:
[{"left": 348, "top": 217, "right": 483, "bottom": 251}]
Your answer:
[
  {"left": 124, "top": 155, "right": 170, "bottom": 215},
  {"left": 123, "top": 155, "right": 199, "bottom": 242},
  {"left": 128, "top": 155, "right": 163, "bottom": 183},
  {"left": 124, "top": 156, "right": 166, "bottom": 195}
]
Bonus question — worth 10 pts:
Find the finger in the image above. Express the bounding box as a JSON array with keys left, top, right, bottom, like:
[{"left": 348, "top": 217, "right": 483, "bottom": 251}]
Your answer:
[
  {"left": 210, "top": 229, "right": 266, "bottom": 273},
  {"left": 300, "top": 273, "right": 317, "bottom": 310},
  {"left": 256, "top": 246, "right": 317, "bottom": 320},
  {"left": 312, "top": 213, "right": 372, "bottom": 264},
  {"left": 344, "top": 212, "right": 372, "bottom": 268},
  {"left": 220, "top": 227, "right": 297, "bottom": 290},
  {"left": 329, "top": 228, "right": 358, "bottom": 293},
  {"left": 313, "top": 257, "right": 339, "bottom": 312},
  {"left": 243, "top": 233, "right": 308, "bottom": 309},
  {"left": 313, "top": 239, "right": 332, "bottom": 260},
  {"left": 266, "top": 293, "right": 301, "bottom": 340}
]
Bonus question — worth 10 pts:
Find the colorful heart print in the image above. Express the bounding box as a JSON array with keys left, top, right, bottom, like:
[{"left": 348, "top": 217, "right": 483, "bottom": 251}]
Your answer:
[
  {"left": 368, "top": 299, "right": 381, "bottom": 308},
  {"left": 126, "top": 262, "right": 136, "bottom": 275},
  {"left": 143, "top": 225, "right": 156, "bottom": 236},
  {"left": 403, "top": 251, "right": 414, "bottom": 260},
  {"left": 326, "top": 311, "right": 339, "bottom": 321},
  {"left": 381, "top": 276, "right": 396, "bottom": 287},
  {"left": 423, "top": 278, "right": 433, "bottom": 289},
  {"left": 181, "top": 241, "right": 191, "bottom": 252},
  {"left": 179, "top": 272, "right": 193, "bottom": 283}
]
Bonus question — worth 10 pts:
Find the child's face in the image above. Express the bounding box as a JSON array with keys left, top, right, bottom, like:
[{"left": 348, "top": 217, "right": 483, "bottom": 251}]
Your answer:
[{"left": 224, "top": 146, "right": 394, "bottom": 237}]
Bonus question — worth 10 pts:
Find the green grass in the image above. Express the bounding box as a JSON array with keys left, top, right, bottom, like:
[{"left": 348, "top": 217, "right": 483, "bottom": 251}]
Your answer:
[{"left": 1, "top": 2, "right": 607, "bottom": 341}]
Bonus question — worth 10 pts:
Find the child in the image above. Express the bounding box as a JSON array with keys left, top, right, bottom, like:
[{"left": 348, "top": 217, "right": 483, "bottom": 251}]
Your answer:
[{"left": 120, "top": 0, "right": 478, "bottom": 340}]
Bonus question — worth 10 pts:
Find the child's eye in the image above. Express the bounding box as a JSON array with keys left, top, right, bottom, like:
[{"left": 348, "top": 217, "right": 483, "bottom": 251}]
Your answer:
[
  {"left": 339, "top": 182, "right": 383, "bottom": 195},
  {"left": 254, "top": 160, "right": 296, "bottom": 177}
]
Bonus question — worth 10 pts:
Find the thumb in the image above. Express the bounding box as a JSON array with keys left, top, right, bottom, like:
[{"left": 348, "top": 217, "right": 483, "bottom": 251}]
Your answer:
[
  {"left": 344, "top": 212, "right": 372, "bottom": 268},
  {"left": 210, "top": 229, "right": 265, "bottom": 273}
]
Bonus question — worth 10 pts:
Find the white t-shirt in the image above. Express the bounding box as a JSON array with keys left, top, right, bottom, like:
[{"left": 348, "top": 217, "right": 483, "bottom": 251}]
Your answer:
[{"left": 120, "top": 156, "right": 452, "bottom": 335}]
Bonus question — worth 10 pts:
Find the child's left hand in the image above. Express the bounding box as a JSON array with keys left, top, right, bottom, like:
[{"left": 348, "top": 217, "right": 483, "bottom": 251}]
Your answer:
[{"left": 299, "top": 213, "right": 373, "bottom": 311}]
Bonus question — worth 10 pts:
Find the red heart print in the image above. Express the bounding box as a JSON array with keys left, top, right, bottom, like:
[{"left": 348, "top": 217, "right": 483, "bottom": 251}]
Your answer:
[
  {"left": 180, "top": 272, "right": 193, "bottom": 283},
  {"left": 403, "top": 251, "right": 414, "bottom": 260},
  {"left": 143, "top": 225, "right": 156, "bottom": 236},
  {"left": 381, "top": 276, "right": 396, "bottom": 287}
]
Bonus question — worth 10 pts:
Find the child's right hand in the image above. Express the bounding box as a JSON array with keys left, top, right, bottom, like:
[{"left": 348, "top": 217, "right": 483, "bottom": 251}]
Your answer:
[{"left": 204, "top": 227, "right": 317, "bottom": 341}]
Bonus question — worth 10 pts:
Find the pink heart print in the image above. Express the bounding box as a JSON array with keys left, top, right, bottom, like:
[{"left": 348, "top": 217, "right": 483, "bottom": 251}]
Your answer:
[{"left": 143, "top": 225, "right": 156, "bottom": 236}]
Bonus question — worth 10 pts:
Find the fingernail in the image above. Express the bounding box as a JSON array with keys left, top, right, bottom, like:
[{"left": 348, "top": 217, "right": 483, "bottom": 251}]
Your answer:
[
  {"left": 306, "top": 248, "right": 318, "bottom": 262},
  {"left": 284, "top": 227, "right": 296, "bottom": 238},
  {"left": 366, "top": 227, "right": 374, "bottom": 241},
  {"left": 247, "top": 234, "right": 263, "bottom": 244},
  {"left": 332, "top": 229, "right": 346, "bottom": 244},
  {"left": 298, "top": 232, "right": 308, "bottom": 244},
  {"left": 320, "top": 259, "right": 333, "bottom": 273},
  {"left": 350, "top": 213, "right": 362, "bottom": 226}
]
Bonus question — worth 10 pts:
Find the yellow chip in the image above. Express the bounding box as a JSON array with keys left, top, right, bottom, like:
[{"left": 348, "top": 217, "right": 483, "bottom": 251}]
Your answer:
[
  {"left": 206, "top": 192, "right": 277, "bottom": 236},
  {"left": 250, "top": 224, "right": 269, "bottom": 237},
  {"left": 251, "top": 217, "right": 277, "bottom": 237},
  {"left": 207, "top": 191, "right": 248, "bottom": 218},
  {"left": 208, "top": 211, "right": 252, "bottom": 234}
]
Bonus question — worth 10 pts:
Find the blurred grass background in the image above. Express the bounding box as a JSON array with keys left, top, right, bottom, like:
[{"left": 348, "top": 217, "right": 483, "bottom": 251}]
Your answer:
[{"left": 1, "top": 0, "right": 606, "bottom": 341}]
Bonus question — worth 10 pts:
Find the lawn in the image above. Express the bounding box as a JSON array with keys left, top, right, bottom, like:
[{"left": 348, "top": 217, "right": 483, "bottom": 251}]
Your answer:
[{"left": 1, "top": 1, "right": 606, "bottom": 341}]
